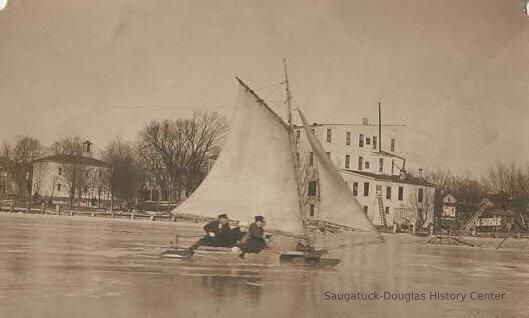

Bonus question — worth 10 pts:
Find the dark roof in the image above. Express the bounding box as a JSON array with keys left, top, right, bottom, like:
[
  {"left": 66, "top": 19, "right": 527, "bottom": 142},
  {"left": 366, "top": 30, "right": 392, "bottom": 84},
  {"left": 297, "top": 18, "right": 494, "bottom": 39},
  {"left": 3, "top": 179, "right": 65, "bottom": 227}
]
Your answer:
[
  {"left": 341, "top": 169, "right": 436, "bottom": 187},
  {"left": 483, "top": 209, "right": 515, "bottom": 217},
  {"left": 34, "top": 154, "right": 108, "bottom": 167}
]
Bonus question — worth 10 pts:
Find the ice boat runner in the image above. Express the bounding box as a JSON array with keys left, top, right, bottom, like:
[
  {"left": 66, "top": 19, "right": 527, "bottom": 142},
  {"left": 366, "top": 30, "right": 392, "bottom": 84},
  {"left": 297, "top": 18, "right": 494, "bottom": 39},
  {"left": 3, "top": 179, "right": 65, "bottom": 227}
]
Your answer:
[{"left": 165, "top": 64, "right": 381, "bottom": 264}]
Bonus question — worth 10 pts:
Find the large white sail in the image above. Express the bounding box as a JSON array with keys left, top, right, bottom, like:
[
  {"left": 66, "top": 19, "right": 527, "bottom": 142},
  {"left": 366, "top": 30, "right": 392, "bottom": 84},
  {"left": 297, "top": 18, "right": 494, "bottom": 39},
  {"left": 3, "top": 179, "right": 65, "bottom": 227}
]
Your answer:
[
  {"left": 297, "top": 109, "right": 378, "bottom": 233},
  {"left": 172, "top": 79, "right": 305, "bottom": 236}
]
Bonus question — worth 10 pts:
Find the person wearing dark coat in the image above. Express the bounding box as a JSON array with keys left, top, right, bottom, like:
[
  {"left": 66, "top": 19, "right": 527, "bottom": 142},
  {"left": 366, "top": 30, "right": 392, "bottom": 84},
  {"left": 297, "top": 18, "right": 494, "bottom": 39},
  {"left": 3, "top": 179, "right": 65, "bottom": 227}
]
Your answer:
[
  {"left": 234, "top": 215, "right": 267, "bottom": 259},
  {"left": 187, "top": 214, "right": 244, "bottom": 252}
]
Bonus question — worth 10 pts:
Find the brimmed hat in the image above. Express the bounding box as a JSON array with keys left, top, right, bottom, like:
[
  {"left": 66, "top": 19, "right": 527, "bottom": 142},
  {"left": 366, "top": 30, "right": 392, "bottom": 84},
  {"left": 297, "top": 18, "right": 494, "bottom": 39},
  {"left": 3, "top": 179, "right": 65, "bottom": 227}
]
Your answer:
[
  {"left": 255, "top": 215, "right": 265, "bottom": 222},
  {"left": 218, "top": 214, "right": 228, "bottom": 219}
]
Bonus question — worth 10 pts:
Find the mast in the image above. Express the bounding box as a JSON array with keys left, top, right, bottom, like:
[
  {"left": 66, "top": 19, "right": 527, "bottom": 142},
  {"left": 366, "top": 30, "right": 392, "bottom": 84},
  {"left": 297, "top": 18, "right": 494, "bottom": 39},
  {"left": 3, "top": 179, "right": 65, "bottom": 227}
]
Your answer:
[
  {"left": 378, "top": 101, "right": 382, "bottom": 153},
  {"left": 283, "top": 58, "right": 311, "bottom": 245},
  {"left": 283, "top": 58, "right": 294, "bottom": 129}
]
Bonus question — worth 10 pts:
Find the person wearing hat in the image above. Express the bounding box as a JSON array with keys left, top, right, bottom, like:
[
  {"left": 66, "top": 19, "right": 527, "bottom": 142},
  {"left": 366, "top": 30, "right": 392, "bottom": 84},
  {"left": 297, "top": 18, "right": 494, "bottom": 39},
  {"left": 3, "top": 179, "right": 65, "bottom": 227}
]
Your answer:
[
  {"left": 186, "top": 213, "right": 244, "bottom": 253},
  {"left": 232, "top": 215, "right": 268, "bottom": 259}
]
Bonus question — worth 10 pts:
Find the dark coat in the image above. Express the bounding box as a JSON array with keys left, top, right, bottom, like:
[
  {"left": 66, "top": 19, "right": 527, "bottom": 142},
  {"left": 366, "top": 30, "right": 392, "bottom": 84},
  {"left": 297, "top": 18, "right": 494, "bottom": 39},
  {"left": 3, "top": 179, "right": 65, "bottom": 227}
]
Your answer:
[
  {"left": 201, "top": 220, "right": 242, "bottom": 247},
  {"left": 238, "top": 223, "right": 267, "bottom": 253},
  {"left": 203, "top": 220, "right": 231, "bottom": 235}
]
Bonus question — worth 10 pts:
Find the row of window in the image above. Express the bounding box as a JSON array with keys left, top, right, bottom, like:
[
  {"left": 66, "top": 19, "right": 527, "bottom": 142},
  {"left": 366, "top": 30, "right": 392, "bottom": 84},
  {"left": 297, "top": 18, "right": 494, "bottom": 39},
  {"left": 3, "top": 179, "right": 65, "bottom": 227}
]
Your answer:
[
  {"left": 296, "top": 129, "right": 396, "bottom": 152},
  {"left": 308, "top": 180, "right": 424, "bottom": 203},
  {"left": 344, "top": 156, "right": 384, "bottom": 173},
  {"left": 352, "top": 182, "right": 424, "bottom": 202},
  {"left": 363, "top": 206, "right": 391, "bottom": 215},
  {"left": 303, "top": 152, "right": 390, "bottom": 174}
]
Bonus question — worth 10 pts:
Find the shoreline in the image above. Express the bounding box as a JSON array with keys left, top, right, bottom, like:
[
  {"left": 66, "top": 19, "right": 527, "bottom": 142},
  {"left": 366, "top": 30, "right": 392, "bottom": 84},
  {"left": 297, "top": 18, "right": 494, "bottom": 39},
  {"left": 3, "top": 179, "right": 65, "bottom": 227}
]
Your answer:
[{"left": 1, "top": 211, "right": 528, "bottom": 252}]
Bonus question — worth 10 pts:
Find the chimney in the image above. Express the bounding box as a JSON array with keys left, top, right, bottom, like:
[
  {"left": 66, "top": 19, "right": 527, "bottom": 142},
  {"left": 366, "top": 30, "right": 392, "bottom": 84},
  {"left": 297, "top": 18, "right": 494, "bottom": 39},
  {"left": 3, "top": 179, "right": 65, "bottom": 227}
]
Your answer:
[
  {"left": 399, "top": 169, "right": 406, "bottom": 181},
  {"left": 362, "top": 118, "right": 369, "bottom": 125}
]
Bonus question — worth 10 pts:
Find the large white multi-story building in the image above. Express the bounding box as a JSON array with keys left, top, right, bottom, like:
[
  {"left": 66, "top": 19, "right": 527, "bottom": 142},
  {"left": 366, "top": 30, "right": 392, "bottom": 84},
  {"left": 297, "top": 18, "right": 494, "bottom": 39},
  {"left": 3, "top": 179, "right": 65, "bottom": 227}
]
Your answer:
[{"left": 294, "top": 118, "right": 436, "bottom": 228}]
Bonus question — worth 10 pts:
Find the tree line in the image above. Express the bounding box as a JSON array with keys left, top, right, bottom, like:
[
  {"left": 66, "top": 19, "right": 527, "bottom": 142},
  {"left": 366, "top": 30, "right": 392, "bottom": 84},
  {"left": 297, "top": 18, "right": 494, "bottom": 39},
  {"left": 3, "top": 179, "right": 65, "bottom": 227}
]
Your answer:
[
  {"left": 412, "top": 161, "right": 529, "bottom": 226},
  {"left": 0, "top": 111, "right": 228, "bottom": 208}
]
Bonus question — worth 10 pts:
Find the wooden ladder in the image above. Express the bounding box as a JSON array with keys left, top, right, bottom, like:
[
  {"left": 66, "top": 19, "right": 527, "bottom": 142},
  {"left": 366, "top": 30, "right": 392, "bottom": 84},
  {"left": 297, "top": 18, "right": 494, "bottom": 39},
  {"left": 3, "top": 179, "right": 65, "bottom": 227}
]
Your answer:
[
  {"left": 462, "top": 202, "right": 492, "bottom": 231},
  {"left": 377, "top": 194, "right": 387, "bottom": 229}
]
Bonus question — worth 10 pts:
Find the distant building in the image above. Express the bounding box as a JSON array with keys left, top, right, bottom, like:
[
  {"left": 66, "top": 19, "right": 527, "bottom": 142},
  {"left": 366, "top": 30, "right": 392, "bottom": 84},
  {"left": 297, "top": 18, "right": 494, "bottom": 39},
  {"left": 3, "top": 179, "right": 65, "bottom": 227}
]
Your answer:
[
  {"left": 339, "top": 170, "right": 436, "bottom": 227},
  {"left": 295, "top": 118, "right": 436, "bottom": 228},
  {"left": 31, "top": 141, "right": 110, "bottom": 206},
  {"left": 294, "top": 119, "right": 406, "bottom": 176},
  {"left": 442, "top": 194, "right": 458, "bottom": 219},
  {"left": 475, "top": 208, "right": 515, "bottom": 232}
]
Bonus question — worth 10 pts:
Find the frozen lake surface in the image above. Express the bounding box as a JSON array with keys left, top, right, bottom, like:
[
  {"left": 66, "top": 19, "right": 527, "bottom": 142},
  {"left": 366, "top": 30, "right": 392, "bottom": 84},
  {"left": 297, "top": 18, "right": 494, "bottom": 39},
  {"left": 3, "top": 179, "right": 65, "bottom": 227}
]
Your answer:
[{"left": 1, "top": 214, "right": 528, "bottom": 317}]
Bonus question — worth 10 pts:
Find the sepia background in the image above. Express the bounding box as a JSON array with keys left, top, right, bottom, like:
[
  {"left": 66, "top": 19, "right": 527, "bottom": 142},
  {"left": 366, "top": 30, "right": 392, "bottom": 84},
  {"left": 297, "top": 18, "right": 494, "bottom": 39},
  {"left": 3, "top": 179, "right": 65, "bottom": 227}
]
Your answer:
[{"left": 0, "top": 0, "right": 528, "bottom": 175}]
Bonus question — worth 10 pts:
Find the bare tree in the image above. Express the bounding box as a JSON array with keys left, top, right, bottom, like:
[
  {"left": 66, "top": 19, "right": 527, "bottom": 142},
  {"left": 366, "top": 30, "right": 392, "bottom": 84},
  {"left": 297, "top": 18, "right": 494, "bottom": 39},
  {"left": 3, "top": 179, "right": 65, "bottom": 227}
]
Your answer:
[
  {"left": 408, "top": 187, "right": 435, "bottom": 229},
  {"left": 101, "top": 138, "right": 145, "bottom": 208},
  {"left": 50, "top": 135, "right": 84, "bottom": 156},
  {"left": 482, "top": 160, "right": 529, "bottom": 200},
  {"left": 136, "top": 111, "right": 228, "bottom": 203},
  {"left": 2, "top": 136, "right": 44, "bottom": 198}
]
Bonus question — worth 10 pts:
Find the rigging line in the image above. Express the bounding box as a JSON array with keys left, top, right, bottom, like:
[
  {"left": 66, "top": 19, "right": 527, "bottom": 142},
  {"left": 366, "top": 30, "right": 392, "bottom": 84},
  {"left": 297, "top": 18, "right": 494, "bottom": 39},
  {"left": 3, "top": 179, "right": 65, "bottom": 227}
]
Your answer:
[
  {"left": 254, "top": 81, "right": 285, "bottom": 91},
  {"left": 261, "top": 83, "right": 284, "bottom": 99}
]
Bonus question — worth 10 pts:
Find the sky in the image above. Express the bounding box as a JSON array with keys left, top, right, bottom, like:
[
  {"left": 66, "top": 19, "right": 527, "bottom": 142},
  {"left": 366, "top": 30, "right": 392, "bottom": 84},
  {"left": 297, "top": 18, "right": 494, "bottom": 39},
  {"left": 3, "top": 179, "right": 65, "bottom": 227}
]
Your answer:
[{"left": 0, "top": 0, "right": 528, "bottom": 175}]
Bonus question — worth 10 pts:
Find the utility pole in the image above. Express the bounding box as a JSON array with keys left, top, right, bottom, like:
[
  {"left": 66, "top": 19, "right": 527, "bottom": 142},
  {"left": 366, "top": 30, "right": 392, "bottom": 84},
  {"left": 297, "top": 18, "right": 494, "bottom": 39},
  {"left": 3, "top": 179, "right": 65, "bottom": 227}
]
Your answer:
[{"left": 378, "top": 101, "right": 382, "bottom": 153}]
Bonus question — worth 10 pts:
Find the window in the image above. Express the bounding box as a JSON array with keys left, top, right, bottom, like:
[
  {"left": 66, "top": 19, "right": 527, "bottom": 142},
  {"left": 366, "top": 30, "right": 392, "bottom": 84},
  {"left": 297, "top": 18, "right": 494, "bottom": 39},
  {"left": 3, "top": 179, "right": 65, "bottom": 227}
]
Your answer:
[
  {"left": 385, "top": 207, "right": 389, "bottom": 215},
  {"left": 326, "top": 152, "right": 331, "bottom": 158},
  {"left": 391, "top": 160, "right": 395, "bottom": 174},
  {"left": 296, "top": 130, "right": 300, "bottom": 142},
  {"left": 296, "top": 152, "right": 300, "bottom": 162},
  {"left": 386, "top": 186, "right": 392, "bottom": 200},
  {"left": 363, "top": 206, "right": 368, "bottom": 214},
  {"left": 311, "top": 128, "right": 315, "bottom": 134},
  {"left": 98, "top": 170, "right": 102, "bottom": 178},
  {"left": 309, "top": 204, "right": 315, "bottom": 217},
  {"left": 418, "top": 188, "right": 424, "bottom": 203},
  {"left": 379, "top": 158, "right": 384, "bottom": 173},
  {"left": 345, "top": 155, "right": 350, "bottom": 169},
  {"left": 391, "top": 139, "right": 395, "bottom": 152},
  {"left": 84, "top": 186, "right": 88, "bottom": 193},
  {"left": 58, "top": 167, "right": 62, "bottom": 175},
  {"left": 373, "top": 136, "right": 377, "bottom": 149},
  {"left": 346, "top": 131, "right": 351, "bottom": 145},
  {"left": 365, "top": 161, "right": 370, "bottom": 169},
  {"left": 398, "top": 186, "right": 404, "bottom": 201},
  {"left": 327, "top": 129, "right": 332, "bottom": 142},
  {"left": 309, "top": 152, "right": 314, "bottom": 166},
  {"left": 57, "top": 184, "right": 61, "bottom": 191},
  {"left": 352, "top": 182, "right": 358, "bottom": 196},
  {"left": 359, "top": 134, "right": 364, "bottom": 147},
  {"left": 358, "top": 157, "right": 363, "bottom": 171},
  {"left": 366, "top": 137, "right": 371, "bottom": 145},
  {"left": 308, "top": 181, "right": 317, "bottom": 196},
  {"left": 363, "top": 182, "right": 370, "bottom": 196}
]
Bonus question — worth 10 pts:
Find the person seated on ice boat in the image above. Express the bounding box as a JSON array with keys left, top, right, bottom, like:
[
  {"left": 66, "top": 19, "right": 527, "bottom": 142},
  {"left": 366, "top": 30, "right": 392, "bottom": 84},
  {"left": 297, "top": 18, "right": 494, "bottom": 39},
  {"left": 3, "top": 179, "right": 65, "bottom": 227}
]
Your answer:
[
  {"left": 187, "top": 214, "right": 244, "bottom": 252},
  {"left": 232, "top": 215, "right": 268, "bottom": 259}
]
